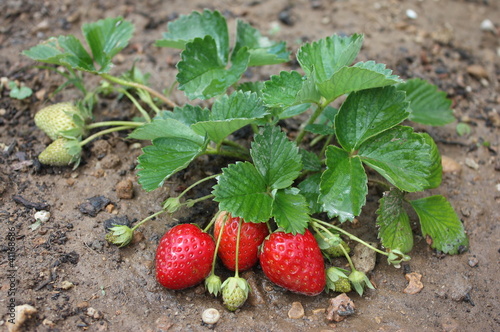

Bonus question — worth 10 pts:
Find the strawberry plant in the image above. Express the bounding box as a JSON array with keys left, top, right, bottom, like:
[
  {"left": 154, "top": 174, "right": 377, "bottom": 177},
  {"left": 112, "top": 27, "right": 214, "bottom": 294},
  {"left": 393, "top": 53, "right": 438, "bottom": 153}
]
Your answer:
[{"left": 24, "top": 10, "right": 468, "bottom": 306}]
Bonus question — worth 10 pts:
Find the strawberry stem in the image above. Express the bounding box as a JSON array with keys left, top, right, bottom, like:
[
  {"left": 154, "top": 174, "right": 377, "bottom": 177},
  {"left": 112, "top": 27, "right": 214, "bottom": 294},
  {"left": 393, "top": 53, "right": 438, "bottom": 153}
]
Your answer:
[
  {"left": 234, "top": 218, "right": 243, "bottom": 278},
  {"left": 85, "top": 121, "right": 144, "bottom": 129},
  {"left": 209, "top": 211, "right": 226, "bottom": 274},
  {"left": 116, "top": 87, "right": 151, "bottom": 123},
  {"left": 100, "top": 73, "right": 177, "bottom": 108},
  {"left": 79, "top": 125, "right": 137, "bottom": 146},
  {"left": 131, "top": 208, "right": 167, "bottom": 232},
  {"left": 312, "top": 218, "right": 389, "bottom": 257},
  {"left": 178, "top": 174, "right": 220, "bottom": 202}
]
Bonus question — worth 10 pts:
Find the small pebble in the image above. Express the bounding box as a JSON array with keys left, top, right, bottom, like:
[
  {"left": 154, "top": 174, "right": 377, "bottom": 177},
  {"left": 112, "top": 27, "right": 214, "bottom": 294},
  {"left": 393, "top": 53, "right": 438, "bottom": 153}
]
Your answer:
[
  {"left": 116, "top": 179, "right": 134, "bottom": 199},
  {"left": 6, "top": 304, "right": 37, "bottom": 332},
  {"left": 34, "top": 210, "right": 50, "bottom": 223},
  {"left": 202, "top": 308, "right": 220, "bottom": 325},
  {"left": 288, "top": 302, "right": 305, "bottom": 319},
  {"left": 468, "top": 256, "right": 479, "bottom": 267},
  {"left": 351, "top": 242, "right": 377, "bottom": 274},
  {"left": 406, "top": 9, "right": 418, "bottom": 20},
  {"left": 480, "top": 19, "right": 496, "bottom": 32},
  {"left": 467, "top": 64, "right": 489, "bottom": 80},
  {"left": 60, "top": 280, "right": 75, "bottom": 290},
  {"left": 86, "top": 307, "right": 102, "bottom": 319},
  {"left": 465, "top": 158, "right": 479, "bottom": 170},
  {"left": 403, "top": 272, "right": 424, "bottom": 294},
  {"left": 441, "top": 156, "right": 462, "bottom": 174}
]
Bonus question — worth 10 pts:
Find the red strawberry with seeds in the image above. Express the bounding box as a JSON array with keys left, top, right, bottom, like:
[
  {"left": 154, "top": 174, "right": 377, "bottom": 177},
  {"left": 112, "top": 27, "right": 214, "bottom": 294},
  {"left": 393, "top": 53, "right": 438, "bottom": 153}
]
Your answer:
[
  {"left": 259, "top": 229, "right": 326, "bottom": 296},
  {"left": 156, "top": 224, "right": 215, "bottom": 290},
  {"left": 214, "top": 211, "right": 269, "bottom": 271}
]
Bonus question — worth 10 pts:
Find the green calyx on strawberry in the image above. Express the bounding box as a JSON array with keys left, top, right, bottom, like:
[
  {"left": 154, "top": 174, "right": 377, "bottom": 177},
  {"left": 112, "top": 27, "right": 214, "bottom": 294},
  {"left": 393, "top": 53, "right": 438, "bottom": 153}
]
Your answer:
[
  {"left": 214, "top": 211, "right": 269, "bottom": 272},
  {"left": 315, "top": 231, "right": 351, "bottom": 259},
  {"left": 155, "top": 224, "right": 215, "bottom": 290},
  {"left": 105, "top": 225, "right": 134, "bottom": 248},
  {"left": 34, "top": 102, "right": 87, "bottom": 141},
  {"left": 205, "top": 274, "right": 222, "bottom": 297},
  {"left": 221, "top": 276, "right": 251, "bottom": 311},
  {"left": 326, "top": 267, "right": 351, "bottom": 293},
  {"left": 348, "top": 269, "right": 375, "bottom": 296},
  {"left": 38, "top": 137, "right": 82, "bottom": 167},
  {"left": 259, "top": 229, "right": 326, "bottom": 296}
]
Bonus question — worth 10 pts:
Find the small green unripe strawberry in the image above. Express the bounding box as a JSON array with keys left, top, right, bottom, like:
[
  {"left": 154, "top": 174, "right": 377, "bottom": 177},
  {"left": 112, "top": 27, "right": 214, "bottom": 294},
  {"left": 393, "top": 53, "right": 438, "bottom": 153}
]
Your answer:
[
  {"left": 324, "top": 240, "right": 351, "bottom": 258},
  {"left": 38, "top": 138, "right": 80, "bottom": 166},
  {"left": 221, "top": 277, "right": 250, "bottom": 311},
  {"left": 34, "top": 102, "right": 83, "bottom": 140},
  {"left": 332, "top": 277, "right": 352, "bottom": 293}
]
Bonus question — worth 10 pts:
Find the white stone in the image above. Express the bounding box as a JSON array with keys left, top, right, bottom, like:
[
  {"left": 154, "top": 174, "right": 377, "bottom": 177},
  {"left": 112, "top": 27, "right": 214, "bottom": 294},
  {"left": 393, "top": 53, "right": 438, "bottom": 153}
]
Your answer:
[
  {"left": 406, "top": 9, "right": 418, "bottom": 20},
  {"left": 34, "top": 210, "right": 50, "bottom": 223}
]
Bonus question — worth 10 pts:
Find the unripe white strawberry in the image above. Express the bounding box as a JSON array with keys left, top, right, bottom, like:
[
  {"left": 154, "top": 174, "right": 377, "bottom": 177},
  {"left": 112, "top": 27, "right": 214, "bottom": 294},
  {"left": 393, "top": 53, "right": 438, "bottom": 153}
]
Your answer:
[
  {"left": 34, "top": 102, "right": 83, "bottom": 140},
  {"left": 38, "top": 138, "right": 79, "bottom": 166}
]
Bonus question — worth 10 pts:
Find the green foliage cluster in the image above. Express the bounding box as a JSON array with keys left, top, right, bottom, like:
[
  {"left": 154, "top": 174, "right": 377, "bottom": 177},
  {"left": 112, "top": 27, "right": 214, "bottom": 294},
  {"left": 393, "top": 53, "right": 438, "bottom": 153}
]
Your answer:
[{"left": 23, "top": 10, "right": 467, "bottom": 258}]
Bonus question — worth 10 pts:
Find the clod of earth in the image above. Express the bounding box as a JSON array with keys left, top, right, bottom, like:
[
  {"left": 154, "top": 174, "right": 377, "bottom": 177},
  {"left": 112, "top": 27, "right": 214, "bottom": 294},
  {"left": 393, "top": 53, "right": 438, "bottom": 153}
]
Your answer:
[
  {"left": 326, "top": 293, "right": 356, "bottom": 322},
  {"left": 79, "top": 196, "right": 111, "bottom": 217},
  {"left": 403, "top": 272, "right": 424, "bottom": 294}
]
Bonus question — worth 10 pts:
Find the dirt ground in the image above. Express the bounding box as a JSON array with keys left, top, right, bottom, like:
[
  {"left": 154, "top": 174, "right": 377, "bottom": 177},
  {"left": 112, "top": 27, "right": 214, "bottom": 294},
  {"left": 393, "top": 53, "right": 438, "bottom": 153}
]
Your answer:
[{"left": 1, "top": 0, "right": 499, "bottom": 331}]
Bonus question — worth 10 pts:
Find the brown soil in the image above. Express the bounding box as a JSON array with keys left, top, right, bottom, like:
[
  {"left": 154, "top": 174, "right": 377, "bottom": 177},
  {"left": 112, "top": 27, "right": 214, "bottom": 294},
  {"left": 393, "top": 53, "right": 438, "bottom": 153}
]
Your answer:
[{"left": 1, "top": 0, "right": 499, "bottom": 331}]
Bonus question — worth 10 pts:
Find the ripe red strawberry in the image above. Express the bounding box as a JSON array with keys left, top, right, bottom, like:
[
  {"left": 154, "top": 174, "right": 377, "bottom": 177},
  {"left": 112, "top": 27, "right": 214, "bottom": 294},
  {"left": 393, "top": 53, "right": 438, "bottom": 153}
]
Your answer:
[
  {"left": 155, "top": 224, "right": 215, "bottom": 290},
  {"left": 259, "top": 229, "right": 326, "bottom": 296},
  {"left": 214, "top": 211, "right": 269, "bottom": 271}
]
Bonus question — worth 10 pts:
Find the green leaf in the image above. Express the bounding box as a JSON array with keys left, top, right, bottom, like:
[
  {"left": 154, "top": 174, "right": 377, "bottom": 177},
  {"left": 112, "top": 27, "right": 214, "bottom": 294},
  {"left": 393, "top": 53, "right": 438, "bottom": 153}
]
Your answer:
[
  {"left": 317, "top": 61, "right": 402, "bottom": 102},
  {"left": 191, "top": 91, "right": 267, "bottom": 143},
  {"left": 298, "top": 173, "right": 322, "bottom": 214},
  {"left": 137, "top": 137, "right": 204, "bottom": 191},
  {"left": 128, "top": 118, "right": 204, "bottom": 143},
  {"left": 250, "top": 126, "right": 302, "bottom": 190},
  {"left": 410, "top": 195, "right": 468, "bottom": 254},
  {"left": 9, "top": 85, "right": 32, "bottom": 100},
  {"left": 156, "top": 9, "right": 229, "bottom": 63},
  {"left": 299, "top": 149, "right": 322, "bottom": 171},
  {"left": 263, "top": 71, "right": 303, "bottom": 108},
  {"left": 237, "top": 81, "right": 265, "bottom": 98},
  {"left": 57, "top": 35, "right": 96, "bottom": 72},
  {"left": 82, "top": 17, "right": 134, "bottom": 73},
  {"left": 213, "top": 162, "right": 273, "bottom": 222},
  {"left": 22, "top": 38, "right": 66, "bottom": 65},
  {"left": 156, "top": 104, "right": 210, "bottom": 126},
  {"left": 176, "top": 36, "right": 250, "bottom": 99},
  {"left": 335, "top": 86, "right": 410, "bottom": 152},
  {"left": 422, "top": 133, "right": 442, "bottom": 189},
  {"left": 234, "top": 20, "right": 290, "bottom": 66},
  {"left": 272, "top": 188, "right": 309, "bottom": 234},
  {"left": 358, "top": 126, "right": 440, "bottom": 192},
  {"left": 376, "top": 189, "right": 413, "bottom": 253},
  {"left": 297, "top": 34, "right": 364, "bottom": 82},
  {"left": 398, "top": 78, "right": 455, "bottom": 126},
  {"left": 263, "top": 71, "right": 321, "bottom": 109},
  {"left": 319, "top": 146, "right": 367, "bottom": 222}
]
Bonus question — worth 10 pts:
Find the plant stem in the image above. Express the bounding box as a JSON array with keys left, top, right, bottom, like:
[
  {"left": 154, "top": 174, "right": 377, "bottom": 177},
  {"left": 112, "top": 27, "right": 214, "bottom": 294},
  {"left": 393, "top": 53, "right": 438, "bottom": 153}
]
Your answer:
[
  {"left": 85, "top": 121, "right": 144, "bottom": 129},
  {"left": 131, "top": 209, "right": 166, "bottom": 232},
  {"left": 79, "top": 125, "right": 135, "bottom": 146},
  {"left": 222, "top": 139, "right": 248, "bottom": 153},
  {"left": 178, "top": 174, "right": 220, "bottom": 201},
  {"left": 204, "top": 147, "right": 250, "bottom": 161},
  {"left": 312, "top": 218, "right": 388, "bottom": 257},
  {"left": 100, "top": 73, "right": 177, "bottom": 108},
  {"left": 184, "top": 194, "right": 214, "bottom": 208},
  {"left": 208, "top": 212, "right": 226, "bottom": 274},
  {"left": 234, "top": 218, "right": 243, "bottom": 278},
  {"left": 117, "top": 88, "right": 152, "bottom": 123},
  {"left": 295, "top": 103, "right": 325, "bottom": 145},
  {"left": 312, "top": 221, "right": 357, "bottom": 269}
]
